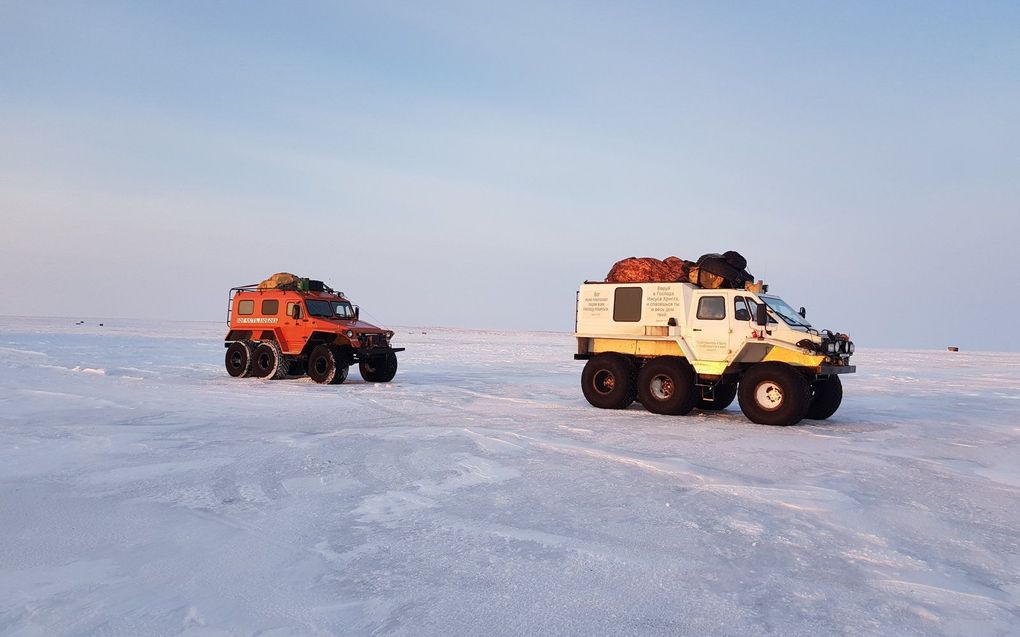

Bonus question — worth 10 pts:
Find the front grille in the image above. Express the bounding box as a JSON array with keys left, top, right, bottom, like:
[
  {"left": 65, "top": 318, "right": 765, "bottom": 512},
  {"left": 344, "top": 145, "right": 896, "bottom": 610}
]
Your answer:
[{"left": 361, "top": 333, "right": 387, "bottom": 348}]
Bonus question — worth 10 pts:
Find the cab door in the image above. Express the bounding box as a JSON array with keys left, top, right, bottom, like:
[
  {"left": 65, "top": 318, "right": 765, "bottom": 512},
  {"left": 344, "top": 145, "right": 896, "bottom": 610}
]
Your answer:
[
  {"left": 685, "top": 291, "right": 732, "bottom": 361},
  {"left": 729, "top": 295, "right": 758, "bottom": 355},
  {"left": 278, "top": 299, "right": 308, "bottom": 354}
]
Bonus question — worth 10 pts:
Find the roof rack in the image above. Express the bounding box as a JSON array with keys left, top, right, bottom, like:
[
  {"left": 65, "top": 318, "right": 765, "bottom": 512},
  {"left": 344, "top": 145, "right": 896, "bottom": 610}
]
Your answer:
[{"left": 229, "top": 283, "right": 345, "bottom": 296}]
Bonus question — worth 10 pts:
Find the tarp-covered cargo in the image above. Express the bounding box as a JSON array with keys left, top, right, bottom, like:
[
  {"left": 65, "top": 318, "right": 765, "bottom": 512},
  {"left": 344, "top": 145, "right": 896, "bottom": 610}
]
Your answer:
[
  {"left": 605, "top": 257, "right": 692, "bottom": 283},
  {"left": 258, "top": 272, "right": 302, "bottom": 290}
]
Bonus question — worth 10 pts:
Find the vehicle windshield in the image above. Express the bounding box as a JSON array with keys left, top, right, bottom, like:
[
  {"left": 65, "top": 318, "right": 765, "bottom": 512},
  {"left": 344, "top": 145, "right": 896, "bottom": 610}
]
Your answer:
[
  {"left": 760, "top": 295, "right": 811, "bottom": 328},
  {"left": 305, "top": 299, "right": 356, "bottom": 319}
]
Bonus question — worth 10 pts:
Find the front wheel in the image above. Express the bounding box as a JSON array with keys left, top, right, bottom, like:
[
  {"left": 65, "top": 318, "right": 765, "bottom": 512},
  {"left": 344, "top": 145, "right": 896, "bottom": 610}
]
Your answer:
[
  {"left": 806, "top": 376, "right": 843, "bottom": 420},
  {"left": 738, "top": 363, "right": 811, "bottom": 426},
  {"left": 581, "top": 353, "right": 636, "bottom": 409},
  {"left": 360, "top": 352, "right": 398, "bottom": 382},
  {"left": 637, "top": 357, "right": 696, "bottom": 415},
  {"left": 307, "top": 344, "right": 349, "bottom": 385}
]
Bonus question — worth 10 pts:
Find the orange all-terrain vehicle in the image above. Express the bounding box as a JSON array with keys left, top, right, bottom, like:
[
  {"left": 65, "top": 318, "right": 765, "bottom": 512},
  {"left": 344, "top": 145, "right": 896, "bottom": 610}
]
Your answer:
[{"left": 224, "top": 277, "right": 404, "bottom": 384}]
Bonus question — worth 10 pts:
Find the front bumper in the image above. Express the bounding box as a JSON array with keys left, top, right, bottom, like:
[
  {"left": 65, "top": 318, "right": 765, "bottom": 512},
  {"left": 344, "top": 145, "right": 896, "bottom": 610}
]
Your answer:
[
  {"left": 351, "top": 344, "right": 405, "bottom": 363},
  {"left": 359, "top": 346, "right": 405, "bottom": 357},
  {"left": 819, "top": 364, "right": 856, "bottom": 375}
]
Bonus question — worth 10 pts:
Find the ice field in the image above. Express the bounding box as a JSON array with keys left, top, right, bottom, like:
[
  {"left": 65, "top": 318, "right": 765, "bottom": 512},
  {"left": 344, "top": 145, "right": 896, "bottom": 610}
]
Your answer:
[{"left": 1, "top": 318, "right": 1018, "bottom": 636}]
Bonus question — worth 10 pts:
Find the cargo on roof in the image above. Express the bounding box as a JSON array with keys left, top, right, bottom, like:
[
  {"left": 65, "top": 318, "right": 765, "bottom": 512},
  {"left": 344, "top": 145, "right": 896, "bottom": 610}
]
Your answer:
[{"left": 605, "top": 251, "right": 760, "bottom": 291}]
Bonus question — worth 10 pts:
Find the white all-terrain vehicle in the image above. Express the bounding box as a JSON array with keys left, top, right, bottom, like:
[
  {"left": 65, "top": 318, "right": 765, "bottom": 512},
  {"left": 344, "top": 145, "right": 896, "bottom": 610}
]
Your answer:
[{"left": 574, "top": 282, "right": 855, "bottom": 425}]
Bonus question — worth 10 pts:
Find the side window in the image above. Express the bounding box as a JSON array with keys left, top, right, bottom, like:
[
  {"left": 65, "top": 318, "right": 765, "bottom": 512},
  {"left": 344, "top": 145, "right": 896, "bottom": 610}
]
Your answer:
[
  {"left": 613, "top": 287, "right": 642, "bottom": 322},
  {"left": 745, "top": 298, "right": 775, "bottom": 324},
  {"left": 733, "top": 296, "right": 750, "bottom": 322},
  {"left": 261, "top": 299, "right": 279, "bottom": 315},
  {"left": 286, "top": 302, "right": 299, "bottom": 317},
  {"left": 237, "top": 299, "right": 254, "bottom": 315},
  {"left": 696, "top": 296, "right": 726, "bottom": 320}
]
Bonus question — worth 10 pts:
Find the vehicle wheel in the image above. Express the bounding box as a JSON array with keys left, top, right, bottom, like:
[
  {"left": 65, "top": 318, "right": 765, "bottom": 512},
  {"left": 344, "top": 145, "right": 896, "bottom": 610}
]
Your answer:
[
  {"left": 581, "top": 353, "right": 637, "bottom": 409},
  {"left": 738, "top": 363, "right": 811, "bottom": 426},
  {"left": 806, "top": 375, "right": 843, "bottom": 420},
  {"left": 225, "top": 341, "right": 254, "bottom": 378},
  {"left": 360, "top": 352, "right": 398, "bottom": 382},
  {"left": 637, "top": 357, "right": 697, "bottom": 415},
  {"left": 251, "top": 340, "right": 289, "bottom": 379},
  {"left": 307, "top": 344, "right": 349, "bottom": 385},
  {"left": 696, "top": 382, "right": 737, "bottom": 411}
]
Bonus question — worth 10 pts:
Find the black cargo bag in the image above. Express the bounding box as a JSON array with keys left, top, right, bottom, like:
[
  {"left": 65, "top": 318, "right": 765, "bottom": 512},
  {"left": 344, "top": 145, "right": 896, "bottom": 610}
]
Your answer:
[{"left": 696, "top": 252, "right": 754, "bottom": 288}]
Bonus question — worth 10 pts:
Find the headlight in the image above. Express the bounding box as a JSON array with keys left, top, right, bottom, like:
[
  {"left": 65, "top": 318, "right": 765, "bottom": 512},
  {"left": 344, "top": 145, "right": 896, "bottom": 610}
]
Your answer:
[
  {"left": 848, "top": 342, "right": 855, "bottom": 355},
  {"left": 826, "top": 341, "right": 837, "bottom": 354},
  {"left": 345, "top": 329, "right": 354, "bottom": 338}
]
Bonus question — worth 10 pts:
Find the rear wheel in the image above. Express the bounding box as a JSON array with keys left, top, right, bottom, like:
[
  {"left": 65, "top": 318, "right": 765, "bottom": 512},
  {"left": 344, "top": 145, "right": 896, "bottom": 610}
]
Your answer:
[
  {"left": 637, "top": 357, "right": 697, "bottom": 415},
  {"left": 806, "top": 376, "right": 843, "bottom": 420},
  {"left": 738, "top": 363, "right": 811, "bottom": 426},
  {"left": 307, "top": 344, "right": 348, "bottom": 385},
  {"left": 581, "top": 353, "right": 636, "bottom": 409},
  {"left": 251, "top": 340, "right": 289, "bottom": 379},
  {"left": 225, "top": 341, "right": 254, "bottom": 378},
  {"left": 696, "top": 382, "right": 737, "bottom": 411},
  {"left": 360, "top": 352, "right": 398, "bottom": 382}
]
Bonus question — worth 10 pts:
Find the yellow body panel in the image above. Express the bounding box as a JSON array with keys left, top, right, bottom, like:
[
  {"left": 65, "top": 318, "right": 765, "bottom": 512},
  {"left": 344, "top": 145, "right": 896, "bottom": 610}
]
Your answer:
[
  {"left": 691, "top": 360, "right": 729, "bottom": 376},
  {"left": 589, "top": 337, "right": 825, "bottom": 375},
  {"left": 762, "top": 346, "right": 824, "bottom": 370},
  {"left": 592, "top": 338, "right": 683, "bottom": 357}
]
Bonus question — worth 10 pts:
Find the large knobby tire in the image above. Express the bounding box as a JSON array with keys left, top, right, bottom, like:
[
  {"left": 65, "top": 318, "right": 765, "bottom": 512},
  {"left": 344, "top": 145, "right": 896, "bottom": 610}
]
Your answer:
[
  {"left": 696, "top": 382, "right": 737, "bottom": 411},
  {"left": 307, "top": 344, "right": 349, "bottom": 385},
  {"left": 738, "top": 363, "right": 811, "bottom": 426},
  {"left": 225, "top": 341, "right": 254, "bottom": 378},
  {"left": 360, "top": 352, "right": 398, "bottom": 383},
  {"left": 251, "top": 340, "right": 289, "bottom": 379},
  {"left": 806, "top": 375, "right": 843, "bottom": 420},
  {"left": 581, "top": 353, "right": 637, "bottom": 409},
  {"left": 637, "top": 357, "right": 697, "bottom": 415}
]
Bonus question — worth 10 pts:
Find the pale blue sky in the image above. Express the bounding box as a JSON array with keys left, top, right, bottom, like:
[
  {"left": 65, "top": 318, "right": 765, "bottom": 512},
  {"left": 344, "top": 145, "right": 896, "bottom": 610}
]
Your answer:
[{"left": 1, "top": 1, "right": 1017, "bottom": 349}]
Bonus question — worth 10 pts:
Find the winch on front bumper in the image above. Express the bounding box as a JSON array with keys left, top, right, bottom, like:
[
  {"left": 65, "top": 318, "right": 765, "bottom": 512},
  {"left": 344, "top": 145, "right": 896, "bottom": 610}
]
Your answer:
[
  {"left": 352, "top": 333, "right": 405, "bottom": 358},
  {"left": 796, "top": 332, "right": 855, "bottom": 370}
]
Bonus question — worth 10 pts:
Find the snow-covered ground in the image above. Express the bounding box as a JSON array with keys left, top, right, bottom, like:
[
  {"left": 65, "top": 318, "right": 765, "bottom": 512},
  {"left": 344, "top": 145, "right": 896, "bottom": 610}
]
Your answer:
[{"left": 1, "top": 317, "right": 1018, "bottom": 636}]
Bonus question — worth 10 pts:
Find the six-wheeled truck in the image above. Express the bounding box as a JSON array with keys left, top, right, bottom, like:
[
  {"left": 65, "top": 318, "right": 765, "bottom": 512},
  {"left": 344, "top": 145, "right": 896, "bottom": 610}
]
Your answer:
[
  {"left": 574, "top": 282, "right": 855, "bottom": 425},
  {"left": 224, "top": 279, "right": 404, "bottom": 384}
]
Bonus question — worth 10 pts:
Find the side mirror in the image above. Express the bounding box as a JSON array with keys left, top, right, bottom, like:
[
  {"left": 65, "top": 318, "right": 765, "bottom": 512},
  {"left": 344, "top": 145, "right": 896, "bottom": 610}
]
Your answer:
[
  {"left": 292, "top": 305, "right": 302, "bottom": 320},
  {"left": 354, "top": 306, "right": 360, "bottom": 320},
  {"left": 798, "top": 306, "right": 806, "bottom": 319},
  {"left": 756, "top": 304, "right": 769, "bottom": 326}
]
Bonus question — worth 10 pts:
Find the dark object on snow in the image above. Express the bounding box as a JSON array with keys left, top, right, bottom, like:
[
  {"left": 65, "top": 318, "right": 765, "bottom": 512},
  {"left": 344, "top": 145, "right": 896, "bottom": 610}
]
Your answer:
[
  {"left": 695, "top": 252, "right": 754, "bottom": 289},
  {"left": 606, "top": 256, "right": 693, "bottom": 283},
  {"left": 948, "top": 346, "right": 959, "bottom": 352}
]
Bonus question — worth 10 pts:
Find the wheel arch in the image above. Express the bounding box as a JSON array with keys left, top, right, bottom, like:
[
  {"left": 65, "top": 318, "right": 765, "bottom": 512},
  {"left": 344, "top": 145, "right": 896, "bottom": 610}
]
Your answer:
[{"left": 300, "top": 331, "right": 346, "bottom": 357}]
